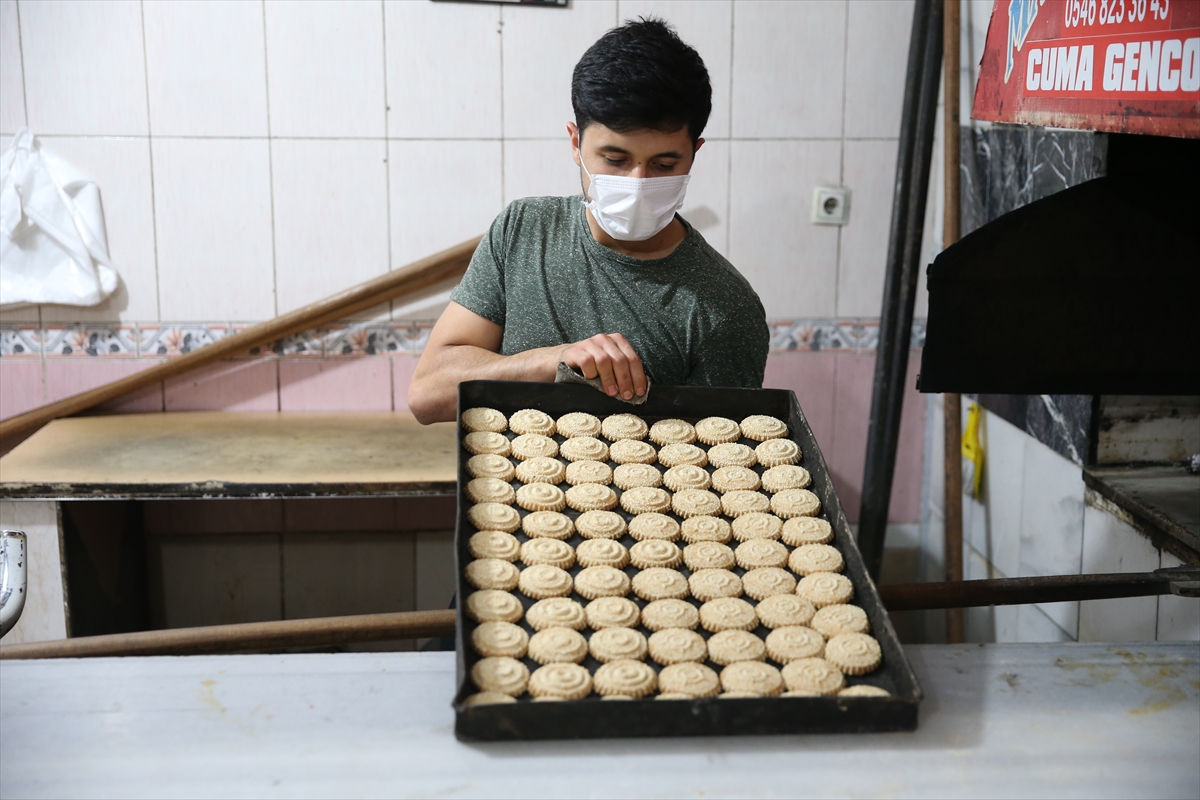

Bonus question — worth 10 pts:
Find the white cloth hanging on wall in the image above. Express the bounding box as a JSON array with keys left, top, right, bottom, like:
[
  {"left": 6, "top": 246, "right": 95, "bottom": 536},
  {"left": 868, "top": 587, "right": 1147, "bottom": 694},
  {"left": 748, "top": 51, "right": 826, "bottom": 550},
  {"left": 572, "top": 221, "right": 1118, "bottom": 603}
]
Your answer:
[{"left": 0, "top": 129, "right": 118, "bottom": 308}]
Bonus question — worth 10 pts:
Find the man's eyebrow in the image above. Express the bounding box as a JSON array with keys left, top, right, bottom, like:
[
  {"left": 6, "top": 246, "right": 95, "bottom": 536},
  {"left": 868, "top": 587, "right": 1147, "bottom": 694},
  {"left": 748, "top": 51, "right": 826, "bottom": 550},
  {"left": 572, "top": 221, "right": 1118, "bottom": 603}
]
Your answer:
[{"left": 597, "top": 145, "right": 684, "bottom": 159}]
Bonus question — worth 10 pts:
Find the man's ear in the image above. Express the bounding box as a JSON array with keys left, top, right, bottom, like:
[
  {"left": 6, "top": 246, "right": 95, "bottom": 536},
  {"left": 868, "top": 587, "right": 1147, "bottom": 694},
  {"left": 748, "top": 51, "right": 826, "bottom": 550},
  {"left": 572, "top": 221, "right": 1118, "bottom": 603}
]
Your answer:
[{"left": 567, "top": 121, "right": 581, "bottom": 166}]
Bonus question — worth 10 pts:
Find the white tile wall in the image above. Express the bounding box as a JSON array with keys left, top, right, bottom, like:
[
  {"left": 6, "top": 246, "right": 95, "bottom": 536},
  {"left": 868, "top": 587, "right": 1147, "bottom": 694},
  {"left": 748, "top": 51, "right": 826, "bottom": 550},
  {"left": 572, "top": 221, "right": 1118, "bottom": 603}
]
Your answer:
[
  {"left": 0, "top": 500, "right": 67, "bottom": 645},
  {"left": 979, "top": 410, "right": 1026, "bottom": 579},
  {"left": 1017, "top": 603, "right": 1073, "bottom": 643},
  {"left": 680, "top": 138, "right": 730, "bottom": 256},
  {"left": 843, "top": 0, "right": 913, "bottom": 139},
  {"left": 502, "top": 138, "right": 580, "bottom": 206},
  {"left": 1077, "top": 503, "right": 1160, "bottom": 642},
  {"left": 838, "top": 139, "right": 896, "bottom": 317},
  {"left": 1157, "top": 552, "right": 1200, "bottom": 642},
  {"left": 0, "top": 0, "right": 25, "bottom": 134},
  {"left": 143, "top": 0, "right": 268, "bottom": 138}
]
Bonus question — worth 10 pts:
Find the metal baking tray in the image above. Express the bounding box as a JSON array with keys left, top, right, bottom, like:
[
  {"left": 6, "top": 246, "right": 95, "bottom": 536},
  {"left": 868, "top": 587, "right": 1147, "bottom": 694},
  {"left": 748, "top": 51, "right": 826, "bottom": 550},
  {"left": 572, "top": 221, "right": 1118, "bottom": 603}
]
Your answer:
[{"left": 452, "top": 380, "right": 921, "bottom": 741}]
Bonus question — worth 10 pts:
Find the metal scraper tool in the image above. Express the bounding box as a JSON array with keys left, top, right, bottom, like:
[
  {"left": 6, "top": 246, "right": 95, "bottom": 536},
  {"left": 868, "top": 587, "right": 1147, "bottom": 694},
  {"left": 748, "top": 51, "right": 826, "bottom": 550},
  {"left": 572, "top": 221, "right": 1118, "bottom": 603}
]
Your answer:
[{"left": 554, "top": 362, "right": 650, "bottom": 405}]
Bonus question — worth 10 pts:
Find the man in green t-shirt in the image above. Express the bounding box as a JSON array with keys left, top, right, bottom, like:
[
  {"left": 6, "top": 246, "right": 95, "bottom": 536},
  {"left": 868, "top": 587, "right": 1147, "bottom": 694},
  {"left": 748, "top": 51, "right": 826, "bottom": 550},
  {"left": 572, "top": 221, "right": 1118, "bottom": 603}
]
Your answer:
[{"left": 409, "top": 18, "right": 769, "bottom": 424}]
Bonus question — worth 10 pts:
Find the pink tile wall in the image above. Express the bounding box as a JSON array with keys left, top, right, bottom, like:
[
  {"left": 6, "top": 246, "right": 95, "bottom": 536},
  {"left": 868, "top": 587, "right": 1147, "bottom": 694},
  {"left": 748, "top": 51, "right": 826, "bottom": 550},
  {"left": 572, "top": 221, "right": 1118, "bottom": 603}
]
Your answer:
[
  {"left": 164, "top": 359, "right": 279, "bottom": 411},
  {"left": 392, "top": 356, "right": 418, "bottom": 413},
  {"left": 279, "top": 359, "right": 393, "bottom": 411},
  {"left": 0, "top": 360, "right": 44, "bottom": 420},
  {"left": 764, "top": 352, "right": 837, "bottom": 445},
  {"left": 45, "top": 359, "right": 164, "bottom": 414}
]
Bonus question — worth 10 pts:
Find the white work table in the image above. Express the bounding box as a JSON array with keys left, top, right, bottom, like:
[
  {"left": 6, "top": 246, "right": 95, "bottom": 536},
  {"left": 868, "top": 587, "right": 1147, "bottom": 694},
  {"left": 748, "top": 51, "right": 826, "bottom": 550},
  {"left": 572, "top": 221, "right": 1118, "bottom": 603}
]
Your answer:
[{"left": 2, "top": 643, "right": 1198, "bottom": 799}]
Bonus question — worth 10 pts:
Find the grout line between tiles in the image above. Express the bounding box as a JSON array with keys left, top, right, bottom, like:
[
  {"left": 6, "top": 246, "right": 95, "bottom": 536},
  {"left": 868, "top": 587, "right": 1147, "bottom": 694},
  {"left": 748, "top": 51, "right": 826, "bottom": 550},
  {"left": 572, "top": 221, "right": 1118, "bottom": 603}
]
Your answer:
[
  {"left": 261, "top": 0, "right": 279, "bottom": 319},
  {"left": 498, "top": 5, "right": 506, "bottom": 205},
  {"left": 381, "top": 0, "right": 394, "bottom": 326},
  {"left": 137, "top": 1, "right": 163, "bottom": 325},
  {"left": 834, "top": 0, "right": 850, "bottom": 319},
  {"left": 724, "top": 0, "right": 735, "bottom": 253},
  {"left": 14, "top": 0, "right": 28, "bottom": 126}
]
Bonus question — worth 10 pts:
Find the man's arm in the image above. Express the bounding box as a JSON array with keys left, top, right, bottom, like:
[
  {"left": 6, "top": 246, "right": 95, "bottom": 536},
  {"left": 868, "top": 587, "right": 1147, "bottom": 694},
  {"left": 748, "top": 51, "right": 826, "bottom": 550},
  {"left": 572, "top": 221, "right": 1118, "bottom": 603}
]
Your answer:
[{"left": 408, "top": 302, "right": 648, "bottom": 423}]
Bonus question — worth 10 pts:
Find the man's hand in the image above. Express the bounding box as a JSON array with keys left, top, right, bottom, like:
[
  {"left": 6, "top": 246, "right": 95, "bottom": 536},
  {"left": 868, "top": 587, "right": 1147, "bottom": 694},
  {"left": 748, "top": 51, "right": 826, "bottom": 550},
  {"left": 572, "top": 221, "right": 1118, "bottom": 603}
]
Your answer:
[{"left": 561, "top": 332, "right": 647, "bottom": 401}]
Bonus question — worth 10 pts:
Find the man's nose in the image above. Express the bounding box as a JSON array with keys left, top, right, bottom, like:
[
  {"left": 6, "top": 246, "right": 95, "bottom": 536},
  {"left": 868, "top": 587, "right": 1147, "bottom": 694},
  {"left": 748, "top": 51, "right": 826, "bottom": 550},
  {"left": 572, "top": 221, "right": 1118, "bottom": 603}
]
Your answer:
[{"left": 630, "top": 163, "right": 649, "bottom": 179}]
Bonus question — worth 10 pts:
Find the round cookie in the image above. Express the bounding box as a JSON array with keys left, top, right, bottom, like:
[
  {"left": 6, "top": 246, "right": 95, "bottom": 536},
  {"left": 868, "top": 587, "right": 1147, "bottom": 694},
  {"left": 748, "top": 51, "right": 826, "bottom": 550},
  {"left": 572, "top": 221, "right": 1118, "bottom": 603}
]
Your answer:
[
  {"left": 585, "top": 596, "right": 641, "bottom": 629},
  {"left": 648, "top": 629, "right": 707, "bottom": 665},
  {"left": 719, "top": 691, "right": 763, "bottom": 699},
  {"left": 756, "top": 439, "right": 801, "bottom": 468},
  {"left": 756, "top": 594, "right": 817, "bottom": 629},
  {"left": 559, "top": 436, "right": 609, "bottom": 463},
  {"left": 517, "top": 564, "right": 573, "bottom": 599},
  {"left": 573, "top": 565, "right": 631, "bottom": 599},
  {"left": 658, "top": 662, "right": 720, "bottom": 698},
  {"left": 467, "top": 503, "right": 520, "bottom": 534},
  {"left": 631, "top": 567, "right": 690, "bottom": 601},
  {"left": 620, "top": 486, "right": 672, "bottom": 515},
  {"left": 627, "top": 512, "right": 680, "bottom": 541},
  {"left": 811, "top": 604, "right": 871, "bottom": 638},
  {"left": 574, "top": 510, "right": 626, "bottom": 540},
  {"left": 707, "top": 629, "right": 767, "bottom": 665},
  {"left": 683, "top": 541, "right": 735, "bottom": 571},
  {"left": 771, "top": 488, "right": 822, "bottom": 519},
  {"left": 519, "top": 538, "right": 575, "bottom": 569},
  {"left": 608, "top": 439, "right": 657, "bottom": 465},
  {"left": 789, "top": 543, "right": 844, "bottom": 575},
  {"left": 565, "top": 460, "right": 612, "bottom": 486},
  {"left": 509, "top": 408, "right": 555, "bottom": 436},
  {"left": 509, "top": 433, "right": 557, "bottom": 461},
  {"left": 781, "top": 516, "right": 834, "bottom": 546},
  {"left": 742, "top": 567, "right": 798, "bottom": 600},
  {"left": 707, "top": 442, "right": 757, "bottom": 469},
  {"left": 735, "top": 539, "right": 790, "bottom": 569},
  {"left": 641, "top": 598, "right": 700, "bottom": 631},
  {"left": 514, "top": 456, "right": 566, "bottom": 485},
  {"left": 465, "top": 590, "right": 524, "bottom": 624},
  {"left": 711, "top": 466, "right": 761, "bottom": 493},
  {"left": 839, "top": 685, "right": 890, "bottom": 697},
  {"left": 739, "top": 415, "right": 788, "bottom": 441},
  {"left": 463, "top": 431, "right": 511, "bottom": 457},
  {"left": 589, "top": 627, "right": 648, "bottom": 663},
  {"left": 662, "top": 464, "right": 711, "bottom": 492},
  {"left": 761, "top": 464, "right": 812, "bottom": 493},
  {"left": 462, "top": 691, "right": 517, "bottom": 707},
  {"left": 556, "top": 412, "right": 601, "bottom": 439},
  {"left": 526, "top": 597, "right": 587, "bottom": 631},
  {"left": 613, "top": 463, "right": 662, "bottom": 490},
  {"left": 461, "top": 407, "right": 507, "bottom": 433},
  {"left": 824, "top": 633, "right": 882, "bottom": 675},
  {"left": 527, "top": 627, "right": 588, "bottom": 664},
  {"left": 521, "top": 511, "right": 574, "bottom": 540},
  {"left": 672, "top": 488, "right": 722, "bottom": 518},
  {"left": 650, "top": 418, "right": 696, "bottom": 446},
  {"left": 528, "top": 663, "right": 591, "bottom": 699},
  {"left": 601, "top": 413, "right": 649, "bottom": 441},
  {"left": 566, "top": 483, "right": 619, "bottom": 512},
  {"left": 575, "top": 538, "right": 629, "bottom": 568},
  {"left": 694, "top": 416, "right": 741, "bottom": 445},
  {"left": 731, "top": 512, "right": 784, "bottom": 542},
  {"left": 721, "top": 490, "right": 771, "bottom": 518},
  {"left": 720, "top": 662, "right": 784, "bottom": 696},
  {"left": 593, "top": 660, "right": 657, "bottom": 698},
  {"left": 797, "top": 572, "right": 855, "bottom": 607},
  {"left": 698, "top": 597, "right": 758, "bottom": 632},
  {"left": 764, "top": 626, "right": 825, "bottom": 663},
  {"left": 657, "top": 443, "right": 708, "bottom": 468},
  {"left": 680, "top": 516, "right": 733, "bottom": 544},
  {"left": 515, "top": 482, "right": 567, "bottom": 512},
  {"left": 781, "top": 657, "right": 845, "bottom": 696},
  {"left": 629, "top": 540, "right": 683, "bottom": 569},
  {"left": 468, "top": 530, "right": 520, "bottom": 561},
  {"left": 467, "top": 454, "right": 516, "bottom": 481},
  {"left": 471, "top": 656, "right": 529, "bottom": 696},
  {"left": 471, "top": 621, "right": 529, "bottom": 659},
  {"left": 688, "top": 569, "right": 743, "bottom": 601},
  {"left": 465, "top": 558, "right": 519, "bottom": 591}
]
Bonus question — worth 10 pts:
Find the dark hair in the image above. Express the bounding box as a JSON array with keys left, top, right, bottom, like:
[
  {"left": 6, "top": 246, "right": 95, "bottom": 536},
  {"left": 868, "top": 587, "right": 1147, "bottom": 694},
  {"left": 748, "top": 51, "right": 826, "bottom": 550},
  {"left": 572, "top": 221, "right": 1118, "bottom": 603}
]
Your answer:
[{"left": 571, "top": 17, "right": 711, "bottom": 144}]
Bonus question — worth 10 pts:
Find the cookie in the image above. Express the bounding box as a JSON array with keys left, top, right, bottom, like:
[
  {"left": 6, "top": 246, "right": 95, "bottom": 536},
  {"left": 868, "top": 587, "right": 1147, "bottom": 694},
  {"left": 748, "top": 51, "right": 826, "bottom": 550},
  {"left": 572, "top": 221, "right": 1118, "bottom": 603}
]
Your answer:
[
  {"left": 698, "top": 597, "right": 758, "bottom": 632},
  {"left": 515, "top": 482, "right": 567, "bottom": 512},
  {"left": 707, "top": 442, "right": 757, "bottom": 469},
  {"left": 601, "top": 413, "right": 649, "bottom": 441},
  {"left": 719, "top": 691, "right": 762, "bottom": 699},
  {"left": 797, "top": 572, "right": 854, "bottom": 607},
  {"left": 707, "top": 629, "right": 766, "bottom": 665},
  {"left": 585, "top": 596, "right": 641, "bottom": 629},
  {"left": 575, "top": 538, "right": 629, "bottom": 569},
  {"left": 462, "top": 691, "right": 517, "bottom": 707},
  {"left": 742, "top": 567, "right": 798, "bottom": 600},
  {"left": 680, "top": 516, "right": 733, "bottom": 544},
  {"left": 565, "top": 483, "right": 618, "bottom": 512},
  {"left": 608, "top": 439, "right": 657, "bottom": 465},
  {"left": 694, "top": 416, "right": 741, "bottom": 445},
  {"left": 662, "top": 464, "right": 711, "bottom": 492},
  {"left": 710, "top": 466, "right": 761, "bottom": 493},
  {"left": 739, "top": 415, "right": 788, "bottom": 441},
  {"left": 468, "top": 531, "right": 520, "bottom": 561},
  {"left": 781, "top": 657, "right": 845, "bottom": 695},
  {"left": 720, "top": 661, "right": 784, "bottom": 696},
  {"left": 471, "top": 621, "right": 529, "bottom": 658},
  {"left": 466, "top": 477, "right": 516, "bottom": 506},
  {"left": 810, "top": 604, "right": 871, "bottom": 638},
  {"left": 528, "top": 663, "right": 591, "bottom": 699},
  {"left": 517, "top": 564, "right": 573, "bottom": 599},
  {"left": 509, "top": 408, "right": 555, "bottom": 436},
  {"left": 771, "top": 488, "right": 821, "bottom": 519},
  {"left": 556, "top": 412, "right": 601, "bottom": 439},
  {"left": 465, "top": 558, "right": 519, "bottom": 591},
  {"left": 573, "top": 566, "right": 631, "bottom": 600},
  {"left": 565, "top": 460, "right": 612, "bottom": 486},
  {"left": 620, "top": 486, "right": 672, "bottom": 515},
  {"left": 731, "top": 512, "right": 783, "bottom": 542},
  {"left": 559, "top": 436, "right": 609, "bottom": 463},
  {"left": 521, "top": 511, "right": 574, "bottom": 540},
  {"left": 471, "top": 656, "right": 529, "bottom": 696},
  {"left": 735, "top": 539, "right": 789, "bottom": 569},
  {"left": 631, "top": 567, "right": 690, "bottom": 601},
  {"left": 629, "top": 540, "right": 684, "bottom": 569},
  {"left": 683, "top": 541, "right": 735, "bottom": 571},
  {"left": 838, "top": 685, "right": 890, "bottom": 697},
  {"left": 526, "top": 597, "right": 587, "bottom": 631},
  {"left": 670, "top": 488, "right": 721, "bottom": 518},
  {"left": 461, "top": 407, "right": 508, "bottom": 433},
  {"left": 824, "top": 633, "right": 882, "bottom": 675},
  {"left": 649, "top": 418, "right": 697, "bottom": 446},
  {"left": 761, "top": 464, "right": 812, "bottom": 493},
  {"left": 764, "top": 625, "right": 824, "bottom": 663},
  {"left": 627, "top": 512, "right": 680, "bottom": 541},
  {"left": 655, "top": 693, "right": 693, "bottom": 700},
  {"left": 612, "top": 463, "right": 662, "bottom": 490},
  {"left": 648, "top": 629, "right": 707, "bottom": 665},
  {"left": 755, "top": 594, "right": 816, "bottom": 629},
  {"left": 593, "top": 660, "right": 657, "bottom": 698},
  {"left": 465, "top": 589, "right": 524, "bottom": 624},
  {"left": 657, "top": 662, "right": 720, "bottom": 698},
  {"left": 640, "top": 598, "right": 700, "bottom": 631},
  {"left": 467, "top": 503, "right": 520, "bottom": 533},
  {"left": 657, "top": 443, "right": 708, "bottom": 468},
  {"left": 514, "top": 456, "right": 566, "bottom": 485},
  {"left": 688, "top": 569, "right": 743, "bottom": 601},
  {"left": 781, "top": 516, "right": 834, "bottom": 546},
  {"left": 527, "top": 627, "right": 588, "bottom": 664},
  {"left": 466, "top": 453, "right": 516, "bottom": 482},
  {"left": 721, "top": 490, "right": 770, "bottom": 518},
  {"left": 589, "top": 627, "right": 648, "bottom": 663},
  {"left": 755, "top": 439, "right": 801, "bottom": 468},
  {"left": 463, "top": 431, "right": 511, "bottom": 456},
  {"left": 519, "top": 538, "right": 575, "bottom": 569},
  {"left": 510, "top": 433, "right": 558, "bottom": 461},
  {"left": 788, "top": 543, "right": 844, "bottom": 575},
  {"left": 574, "top": 510, "right": 627, "bottom": 540}
]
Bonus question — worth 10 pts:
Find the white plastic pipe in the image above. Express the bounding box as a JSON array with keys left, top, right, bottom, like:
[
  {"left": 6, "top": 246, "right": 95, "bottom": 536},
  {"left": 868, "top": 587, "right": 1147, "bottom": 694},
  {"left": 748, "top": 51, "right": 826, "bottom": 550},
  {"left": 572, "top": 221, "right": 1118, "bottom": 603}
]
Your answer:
[{"left": 0, "top": 530, "right": 28, "bottom": 638}]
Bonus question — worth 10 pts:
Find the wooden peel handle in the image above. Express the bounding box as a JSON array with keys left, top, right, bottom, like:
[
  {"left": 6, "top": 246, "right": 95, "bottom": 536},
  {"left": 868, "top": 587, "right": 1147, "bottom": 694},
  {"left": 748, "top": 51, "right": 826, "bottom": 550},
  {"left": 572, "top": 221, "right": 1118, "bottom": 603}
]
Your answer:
[{"left": 0, "top": 236, "right": 481, "bottom": 447}]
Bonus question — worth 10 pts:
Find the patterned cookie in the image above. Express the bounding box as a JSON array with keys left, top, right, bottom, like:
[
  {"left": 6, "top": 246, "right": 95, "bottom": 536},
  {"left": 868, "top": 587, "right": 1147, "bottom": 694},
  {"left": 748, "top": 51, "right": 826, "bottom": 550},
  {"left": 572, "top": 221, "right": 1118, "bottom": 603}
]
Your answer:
[
  {"left": 514, "top": 456, "right": 566, "bottom": 485},
  {"left": 612, "top": 463, "right": 662, "bottom": 490},
  {"left": 720, "top": 661, "right": 784, "bottom": 696},
  {"left": 694, "top": 416, "right": 742, "bottom": 445},
  {"left": 789, "top": 543, "right": 844, "bottom": 575},
  {"left": 672, "top": 488, "right": 722, "bottom": 518},
  {"left": 462, "top": 691, "right": 517, "bottom": 707},
  {"left": 565, "top": 483, "right": 619, "bottom": 512},
  {"left": 461, "top": 407, "right": 508, "bottom": 433},
  {"left": 515, "top": 482, "right": 567, "bottom": 512},
  {"left": 528, "top": 663, "right": 591, "bottom": 699},
  {"left": 509, "top": 408, "right": 555, "bottom": 436},
  {"left": 468, "top": 531, "right": 520, "bottom": 562},
  {"left": 811, "top": 604, "right": 871, "bottom": 638},
  {"left": 662, "top": 464, "right": 711, "bottom": 492},
  {"left": 527, "top": 627, "right": 588, "bottom": 664},
  {"left": 463, "top": 431, "right": 511, "bottom": 456},
  {"left": 699, "top": 597, "right": 758, "bottom": 632},
  {"left": 731, "top": 512, "right": 784, "bottom": 542},
  {"left": 589, "top": 627, "right": 648, "bottom": 663},
  {"left": 771, "top": 488, "right": 822, "bottom": 519},
  {"left": 465, "top": 558, "right": 520, "bottom": 591},
  {"left": 742, "top": 567, "right": 798, "bottom": 600},
  {"left": 657, "top": 662, "right": 720, "bottom": 697},
  {"left": 576, "top": 538, "right": 630, "bottom": 568},
  {"left": 565, "top": 460, "right": 612, "bottom": 486},
  {"left": 649, "top": 418, "right": 697, "bottom": 446},
  {"left": 688, "top": 569, "right": 743, "bottom": 601},
  {"left": 471, "top": 621, "right": 529, "bottom": 658},
  {"left": 710, "top": 466, "right": 761, "bottom": 493},
  {"left": 526, "top": 597, "right": 587, "bottom": 631},
  {"left": 631, "top": 567, "right": 690, "bottom": 601},
  {"left": 601, "top": 413, "right": 649, "bottom": 441},
  {"left": 574, "top": 510, "right": 627, "bottom": 540},
  {"left": 781, "top": 516, "right": 834, "bottom": 546},
  {"left": 764, "top": 625, "right": 825, "bottom": 663},
  {"left": 628, "top": 512, "right": 681, "bottom": 541},
  {"left": 467, "top": 454, "right": 516, "bottom": 481},
  {"left": 719, "top": 691, "right": 763, "bottom": 699},
  {"left": 735, "top": 539, "right": 790, "bottom": 569},
  {"left": 721, "top": 490, "right": 771, "bottom": 518},
  {"left": 756, "top": 439, "right": 801, "bottom": 468},
  {"left": 517, "top": 564, "right": 573, "bottom": 599},
  {"left": 585, "top": 596, "right": 641, "bottom": 629},
  {"left": 467, "top": 503, "right": 520, "bottom": 533},
  {"left": 755, "top": 594, "right": 817, "bottom": 629},
  {"left": 839, "top": 684, "right": 890, "bottom": 697},
  {"left": 621, "top": 487, "right": 673, "bottom": 515},
  {"left": 559, "top": 436, "right": 609, "bottom": 463},
  {"left": 761, "top": 464, "right": 812, "bottom": 493},
  {"left": 573, "top": 566, "right": 631, "bottom": 599},
  {"left": 683, "top": 541, "right": 735, "bottom": 571},
  {"left": 519, "top": 538, "right": 575, "bottom": 569},
  {"left": 739, "top": 415, "right": 788, "bottom": 441},
  {"left": 680, "top": 516, "right": 733, "bottom": 544},
  {"left": 781, "top": 657, "right": 845, "bottom": 695},
  {"left": 510, "top": 433, "right": 558, "bottom": 461},
  {"left": 630, "top": 540, "right": 684, "bottom": 569},
  {"left": 657, "top": 443, "right": 708, "bottom": 468},
  {"left": 641, "top": 598, "right": 700, "bottom": 631},
  {"left": 707, "top": 442, "right": 757, "bottom": 469},
  {"left": 465, "top": 589, "right": 524, "bottom": 624},
  {"left": 648, "top": 628, "right": 707, "bottom": 665},
  {"left": 608, "top": 439, "right": 657, "bottom": 465},
  {"left": 593, "top": 660, "right": 657, "bottom": 698},
  {"left": 466, "top": 477, "right": 517, "bottom": 506},
  {"left": 824, "top": 633, "right": 882, "bottom": 675},
  {"left": 521, "top": 511, "right": 574, "bottom": 540},
  {"left": 707, "top": 629, "right": 767, "bottom": 665},
  {"left": 556, "top": 412, "right": 602, "bottom": 439},
  {"left": 797, "top": 572, "right": 855, "bottom": 607},
  {"left": 471, "top": 656, "right": 529, "bottom": 696}
]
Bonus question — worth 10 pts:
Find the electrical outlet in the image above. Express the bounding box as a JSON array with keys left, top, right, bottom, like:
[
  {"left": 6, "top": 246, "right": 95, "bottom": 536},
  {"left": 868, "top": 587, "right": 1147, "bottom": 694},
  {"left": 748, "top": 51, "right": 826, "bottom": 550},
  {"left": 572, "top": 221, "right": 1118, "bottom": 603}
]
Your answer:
[{"left": 812, "top": 186, "right": 850, "bottom": 225}]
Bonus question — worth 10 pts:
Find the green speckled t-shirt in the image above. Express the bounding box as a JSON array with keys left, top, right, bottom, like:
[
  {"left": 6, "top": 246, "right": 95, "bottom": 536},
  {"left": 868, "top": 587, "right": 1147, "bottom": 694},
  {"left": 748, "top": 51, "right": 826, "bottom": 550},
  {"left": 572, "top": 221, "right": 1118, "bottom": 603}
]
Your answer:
[{"left": 450, "top": 196, "right": 769, "bottom": 388}]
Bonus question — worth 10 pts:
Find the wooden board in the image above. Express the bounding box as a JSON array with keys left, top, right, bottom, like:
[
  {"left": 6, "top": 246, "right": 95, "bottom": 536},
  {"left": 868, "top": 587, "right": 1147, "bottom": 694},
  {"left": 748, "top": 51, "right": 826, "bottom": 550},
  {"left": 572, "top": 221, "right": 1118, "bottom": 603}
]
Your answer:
[{"left": 0, "top": 412, "right": 457, "bottom": 498}]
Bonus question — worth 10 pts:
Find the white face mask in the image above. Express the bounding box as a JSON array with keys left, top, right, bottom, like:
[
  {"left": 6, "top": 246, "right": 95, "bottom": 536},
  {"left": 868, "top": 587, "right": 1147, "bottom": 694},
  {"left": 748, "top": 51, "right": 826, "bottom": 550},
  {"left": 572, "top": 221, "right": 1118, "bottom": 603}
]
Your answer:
[{"left": 580, "top": 159, "right": 690, "bottom": 242}]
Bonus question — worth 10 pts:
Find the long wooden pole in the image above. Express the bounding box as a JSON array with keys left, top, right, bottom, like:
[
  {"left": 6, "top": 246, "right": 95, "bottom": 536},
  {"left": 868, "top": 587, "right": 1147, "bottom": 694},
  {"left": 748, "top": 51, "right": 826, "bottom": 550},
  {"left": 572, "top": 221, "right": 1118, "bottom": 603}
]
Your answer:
[{"left": 0, "top": 236, "right": 481, "bottom": 448}]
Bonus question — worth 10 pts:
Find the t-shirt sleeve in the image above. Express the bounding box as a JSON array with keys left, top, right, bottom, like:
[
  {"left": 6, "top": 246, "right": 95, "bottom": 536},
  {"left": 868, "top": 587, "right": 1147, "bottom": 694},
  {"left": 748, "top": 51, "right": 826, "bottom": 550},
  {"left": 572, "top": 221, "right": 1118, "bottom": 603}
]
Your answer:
[
  {"left": 687, "top": 309, "right": 770, "bottom": 389},
  {"left": 449, "top": 206, "right": 511, "bottom": 327}
]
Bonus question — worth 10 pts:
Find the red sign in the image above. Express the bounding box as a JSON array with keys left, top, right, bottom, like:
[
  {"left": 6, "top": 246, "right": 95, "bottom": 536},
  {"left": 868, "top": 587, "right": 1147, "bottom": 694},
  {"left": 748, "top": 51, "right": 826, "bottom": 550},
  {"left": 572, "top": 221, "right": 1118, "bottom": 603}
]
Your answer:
[{"left": 973, "top": 0, "right": 1200, "bottom": 137}]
